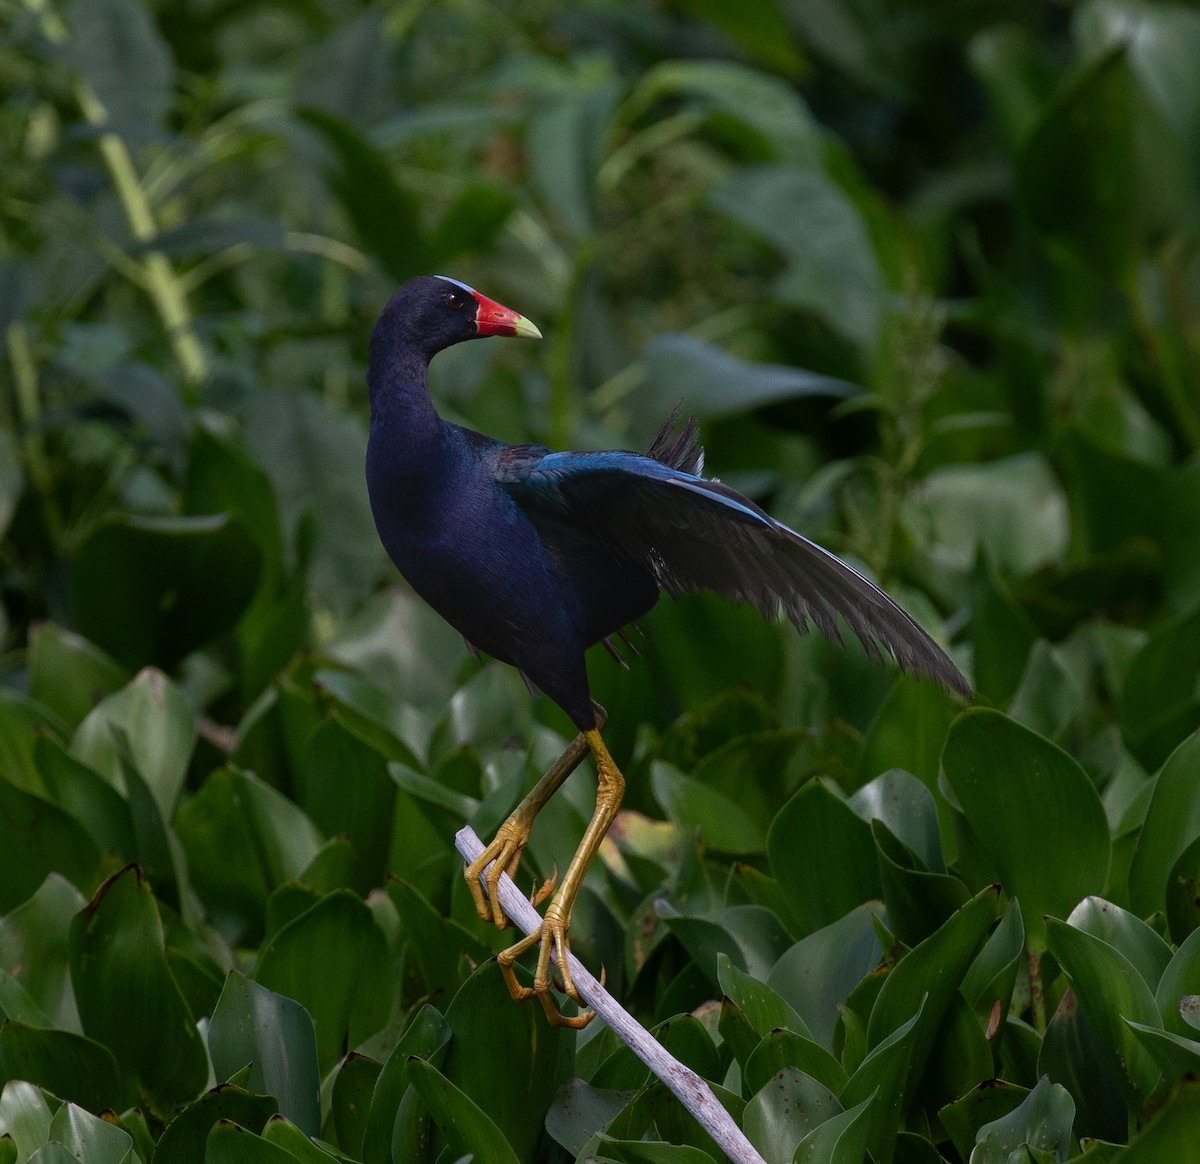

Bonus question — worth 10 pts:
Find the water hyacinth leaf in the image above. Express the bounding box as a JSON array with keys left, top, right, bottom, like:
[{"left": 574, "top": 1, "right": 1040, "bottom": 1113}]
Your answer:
[
  {"left": 439, "top": 960, "right": 576, "bottom": 1164},
  {"left": 960, "top": 897, "right": 1025, "bottom": 1024},
  {"left": 252, "top": 890, "right": 390, "bottom": 1075},
  {"left": 665, "top": 906, "right": 793, "bottom": 987},
  {"left": 0, "top": 875, "right": 85, "bottom": 1031},
  {"left": 0, "top": 1080, "right": 57, "bottom": 1158},
  {"left": 545, "top": 1079, "right": 631, "bottom": 1158},
  {"left": 360, "top": 1004, "right": 450, "bottom": 1164},
  {"left": 0, "top": 1023, "right": 124, "bottom": 1113},
  {"left": 155, "top": 1085, "right": 280, "bottom": 1164},
  {"left": 641, "top": 335, "right": 856, "bottom": 425},
  {"left": 1166, "top": 833, "right": 1200, "bottom": 943},
  {"left": 70, "top": 514, "right": 261, "bottom": 671},
  {"left": 0, "top": 778, "right": 100, "bottom": 913},
  {"left": 768, "top": 903, "right": 886, "bottom": 1051},
  {"left": 208, "top": 972, "right": 320, "bottom": 1137},
  {"left": 33, "top": 737, "right": 135, "bottom": 862},
  {"left": 68, "top": 866, "right": 207, "bottom": 1107},
  {"left": 717, "top": 952, "right": 809, "bottom": 1039},
  {"left": 1115, "top": 1078, "right": 1200, "bottom": 1161},
  {"left": 26, "top": 624, "right": 128, "bottom": 732},
  {"left": 174, "top": 766, "right": 324, "bottom": 944},
  {"left": 205, "top": 1120, "right": 296, "bottom": 1163},
  {"left": 938, "top": 1080, "right": 1030, "bottom": 1162},
  {"left": 870, "top": 819, "right": 970, "bottom": 945},
  {"left": 768, "top": 779, "right": 882, "bottom": 937},
  {"left": 1156, "top": 928, "right": 1200, "bottom": 1037},
  {"left": 1065, "top": 897, "right": 1172, "bottom": 991},
  {"left": 856, "top": 679, "right": 960, "bottom": 797},
  {"left": 260, "top": 1116, "right": 344, "bottom": 1161},
  {"left": 331, "top": 1052, "right": 381, "bottom": 1160},
  {"left": 47, "top": 1101, "right": 134, "bottom": 1164},
  {"left": 406, "top": 1058, "right": 522, "bottom": 1164},
  {"left": 969, "top": 1076, "right": 1075, "bottom": 1164},
  {"left": 1119, "top": 610, "right": 1200, "bottom": 771},
  {"left": 1045, "top": 918, "right": 1161, "bottom": 1109},
  {"left": 742, "top": 1029, "right": 848, "bottom": 1098},
  {"left": 652, "top": 762, "right": 764, "bottom": 854},
  {"left": 744, "top": 1066, "right": 840, "bottom": 1164},
  {"left": 710, "top": 164, "right": 884, "bottom": 349},
  {"left": 1130, "top": 730, "right": 1200, "bottom": 920},
  {"left": 941, "top": 709, "right": 1110, "bottom": 951},
  {"left": 1126, "top": 1022, "right": 1200, "bottom": 1089},
  {"left": 790, "top": 1095, "right": 873, "bottom": 1164}
]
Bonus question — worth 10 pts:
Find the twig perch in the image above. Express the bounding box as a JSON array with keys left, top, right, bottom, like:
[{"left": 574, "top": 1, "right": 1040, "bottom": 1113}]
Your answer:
[{"left": 455, "top": 826, "right": 767, "bottom": 1164}]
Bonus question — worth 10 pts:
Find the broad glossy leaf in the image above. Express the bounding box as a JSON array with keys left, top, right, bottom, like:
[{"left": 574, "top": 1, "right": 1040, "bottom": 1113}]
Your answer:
[
  {"left": 742, "top": 1029, "right": 848, "bottom": 1098},
  {"left": 330, "top": 1052, "right": 381, "bottom": 1159},
  {"left": 970, "top": 556, "right": 1041, "bottom": 707},
  {"left": 1066, "top": 897, "right": 1172, "bottom": 991},
  {"left": 0, "top": 1080, "right": 57, "bottom": 1158},
  {"left": 711, "top": 164, "right": 883, "bottom": 348},
  {"left": 1126, "top": 1022, "right": 1200, "bottom": 1089},
  {"left": 1130, "top": 731, "right": 1200, "bottom": 920},
  {"left": 717, "top": 953, "right": 808, "bottom": 1039},
  {"left": 205, "top": 1119, "right": 297, "bottom": 1164},
  {"left": 70, "top": 515, "right": 261, "bottom": 671},
  {"left": 744, "top": 1067, "right": 840, "bottom": 1164},
  {"left": 1117, "top": 1078, "right": 1200, "bottom": 1161},
  {"left": 1120, "top": 612, "right": 1200, "bottom": 771},
  {"left": 33, "top": 737, "right": 135, "bottom": 862},
  {"left": 386, "top": 879, "right": 489, "bottom": 998},
  {"left": 260, "top": 1116, "right": 344, "bottom": 1161},
  {"left": 970, "top": 1076, "right": 1075, "bottom": 1164},
  {"left": 208, "top": 972, "right": 320, "bottom": 1137},
  {"left": 1046, "top": 917, "right": 1161, "bottom": 1108},
  {"left": 665, "top": 906, "right": 792, "bottom": 987},
  {"left": 175, "top": 766, "right": 324, "bottom": 945},
  {"left": 856, "top": 679, "right": 959, "bottom": 797},
  {"left": 0, "top": 1022, "right": 124, "bottom": 1113},
  {"left": 360, "top": 1005, "right": 450, "bottom": 1164},
  {"left": 72, "top": 668, "right": 195, "bottom": 820},
  {"left": 545, "top": 1079, "right": 631, "bottom": 1157},
  {"left": 850, "top": 768, "right": 946, "bottom": 873},
  {"left": 942, "top": 709, "right": 1110, "bottom": 951},
  {"left": 46, "top": 1102, "right": 133, "bottom": 1164},
  {"left": 1156, "top": 927, "right": 1200, "bottom": 1037},
  {"left": 155, "top": 1085, "right": 279, "bottom": 1164},
  {"left": 1166, "top": 834, "right": 1200, "bottom": 943},
  {"left": 960, "top": 898, "right": 1025, "bottom": 1026},
  {"left": 406, "top": 1058, "right": 521, "bottom": 1164},
  {"left": 0, "top": 875, "right": 85, "bottom": 1031},
  {"left": 439, "top": 960, "right": 575, "bottom": 1164},
  {"left": 0, "top": 777, "right": 99, "bottom": 913},
  {"left": 871, "top": 819, "right": 969, "bottom": 946},
  {"left": 253, "top": 890, "right": 390, "bottom": 1074},
  {"left": 768, "top": 903, "right": 885, "bottom": 1051},
  {"left": 768, "top": 779, "right": 882, "bottom": 937},
  {"left": 641, "top": 335, "right": 854, "bottom": 425},
  {"left": 69, "top": 866, "right": 207, "bottom": 1106},
  {"left": 26, "top": 624, "right": 127, "bottom": 732},
  {"left": 938, "top": 1080, "right": 1030, "bottom": 1162},
  {"left": 790, "top": 1094, "right": 874, "bottom": 1164}
]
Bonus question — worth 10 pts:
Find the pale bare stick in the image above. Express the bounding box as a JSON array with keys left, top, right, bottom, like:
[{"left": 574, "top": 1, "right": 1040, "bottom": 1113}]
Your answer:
[{"left": 456, "top": 826, "right": 767, "bottom": 1164}]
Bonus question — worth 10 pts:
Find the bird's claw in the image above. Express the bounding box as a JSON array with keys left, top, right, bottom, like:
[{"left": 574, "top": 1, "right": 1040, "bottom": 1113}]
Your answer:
[
  {"left": 497, "top": 904, "right": 594, "bottom": 1029},
  {"left": 530, "top": 864, "right": 558, "bottom": 909},
  {"left": 464, "top": 822, "right": 531, "bottom": 930}
]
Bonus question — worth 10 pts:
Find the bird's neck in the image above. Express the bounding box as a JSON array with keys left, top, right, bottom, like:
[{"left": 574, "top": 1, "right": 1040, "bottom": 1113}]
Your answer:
[{"left": 367, "top": 345, "right": 445, "bottom": 457}]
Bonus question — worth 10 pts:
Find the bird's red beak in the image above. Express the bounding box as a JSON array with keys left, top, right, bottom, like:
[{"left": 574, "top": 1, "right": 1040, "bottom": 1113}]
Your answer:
[{"left": 473, "top": 291, "right": 542, "bottom": 340}]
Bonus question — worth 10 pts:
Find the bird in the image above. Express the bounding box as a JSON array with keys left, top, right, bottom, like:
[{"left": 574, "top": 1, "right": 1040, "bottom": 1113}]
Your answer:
[{"left": 366, "top": 274, "right": 970, "bottom": 1026}]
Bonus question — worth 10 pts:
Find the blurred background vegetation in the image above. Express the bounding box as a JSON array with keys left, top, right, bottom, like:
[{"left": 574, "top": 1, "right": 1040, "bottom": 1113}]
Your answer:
[{"left": 3, "top": 0, "right": 1200, "bottom": 1160}]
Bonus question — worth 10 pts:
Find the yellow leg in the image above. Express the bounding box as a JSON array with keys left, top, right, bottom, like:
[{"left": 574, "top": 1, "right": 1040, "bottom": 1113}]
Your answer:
[
  {"left": 497, "top": 728, "right": 624, "bottom": 1028},
  {"left": 464, "top": 705, "right": 607, "bottom": 928}
]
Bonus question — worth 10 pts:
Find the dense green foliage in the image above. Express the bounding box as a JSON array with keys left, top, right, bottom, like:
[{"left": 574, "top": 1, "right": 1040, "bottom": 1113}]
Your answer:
[{"left": 3, "top": 0, "right": 1200, "bottom": 1160}]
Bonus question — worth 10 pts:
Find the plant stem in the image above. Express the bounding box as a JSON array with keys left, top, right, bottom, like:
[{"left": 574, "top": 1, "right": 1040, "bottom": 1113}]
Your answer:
[
  {"left": 7, "top": 322, "right": 63, "bottom": 542},
  {"left": 1028, "top": 949, "right": 1047, "bottom": 1035}
]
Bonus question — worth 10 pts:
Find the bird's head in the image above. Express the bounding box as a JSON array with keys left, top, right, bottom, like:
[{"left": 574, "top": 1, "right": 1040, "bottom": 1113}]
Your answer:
[{"left": 373, "top": 275, "right": 542, "bottom": 361}]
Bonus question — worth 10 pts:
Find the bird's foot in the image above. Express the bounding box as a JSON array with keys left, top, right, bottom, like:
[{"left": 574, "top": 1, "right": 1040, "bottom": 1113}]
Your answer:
[
  {"left": 531, "top": 864, "right": 557, "bottom": 909},
  {"left": 464, "top": 819, "right": 531, "bottom": 929},
  {"left": 496, "top": 903, "right": 594, "bottom": 1029}
]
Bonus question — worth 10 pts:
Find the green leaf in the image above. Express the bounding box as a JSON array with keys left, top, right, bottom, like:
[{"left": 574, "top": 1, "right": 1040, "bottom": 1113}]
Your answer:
[
  {"left": 1120, "top": 607, "right": 1200, "bottom": 772},
  {"left": 155, "top": 1085, "right": 280, "bottom": 1164},
  {"left": 330, "top": 1052, "right": 380, "bottom": 1159},
  {"left": 641, "top": 336, "right": 855, "bottom": 424},
  {"left": 717, "top": 953, "right": 809, "bottom": 1039},
  {"left": 651, "top": 762, "right": 765, "bottom": 854},
  {"left": 1118, "top": 1079, "right": 1200, "bottom": 1162},
  {"left": 939, "top": 1080, "right": 1031, "bottom": 1163},
  {"left": 1046, "top": 916, "right": 1161, "bottom": 1108},
  {"left": 46, "top": 1102, "right": 134, "bottom": 1164},
  {"left": 768, "top": 903, "right": 885, "bottom": 1051},
  {"left": 33, "top": 737, "right": 136, "bottom": 862},
  {"left": 0, "top": 428, "right": 22, "bottom": 543},
  {"left": 545, "top": 1079, "right": 631, "bottom": 1158},
  {"left": 260, "top": 1116, "right": 344, "bottom": 1161},
  {"left": 406, "top": 1058, "right": 522, "bottom": 1164},
  {"left": 1156, "top": 927, "right": 1200, "bottom": 1037},
  {"left": 0, "top": 874, "right": 86, "bottom": 1031},
  {"left": 742, "top": 1029, "right": 848, "bottom": 1098},
  {"left": 65, "top": 0, "right": 174, "bottom": 129},
  {"left": 70, "top": 514, "right": 261, "bottom": 671},
  {"left": 970, "top": 1076, "right": 1075, "bottom": 1164},
  {"left": 769, "top": 778, "right": 882, "bottom": 936},
  {"left": 1066, "top": 896, "right": 1172, "bottom": 992},
  {"left": 792, "top": 1095, "right": 874, "bottom": 1164},
  {"left": 205, "top": 1120, "right": 297, "bottom": 1164},
  {"left": 665, "top": 906, "right": 793, "bottom": 988},
  {"left": 438, "top": 960, "right": 575, "bottom": 1164},
  {"left": 175, "top": 766, "right": 324, "bottom": 945},
  {"left": 0, "top": 777, "right": 100, "bottom": 913},
  {"left": 360, "top": 1005, "right": 450, "bottom": 1164},
  {"left": 207, "top": 971, "right": 320, "bottom": 1137},
  {"left": 1130, "top": 731, "right": 1200, "bottom": 922},
  {"left": 871, "top": 819, "right": 970, "bottom": 946},
  {"left": 0, "top": 1022, "right": 124, "bottom": 1113},
  {"left": 744, "top": 1067, "right": 840, "bottom": 1164},
  {"left": 26, "top": 624, "right": 128, "bottom": 732},
  {"left": 856, "top": 678, "right": 959, "bottom": 795},
  {"left": 297, "top": 107, "right": 423, "bottom": 281},
  {"left": 942, "top": 709, "right": 1110, "bottom": 951},
  {"left": 0, "top": 1081, "right": 57, "bottom": 1159},
  {"left": 69, "top": 865, "right": 207, "bottom": 1107},
  {"left": 1126, "top": 1021, "right": 1200, "bottom": 1089},
  {"left": 1166, "top": 833, "right": 1200, "bottom": 944},
  {"left": 72, "top": 667, "right": 195, "bottom": 822},
  {"left": 252, "top": 890, "right": 390, "bottom": 1074}
]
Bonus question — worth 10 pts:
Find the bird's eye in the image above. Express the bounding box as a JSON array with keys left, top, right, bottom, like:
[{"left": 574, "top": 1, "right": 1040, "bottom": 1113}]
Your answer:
[{"left": 444, "top": 291, "right": 467, "bottom": 309}]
